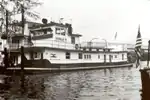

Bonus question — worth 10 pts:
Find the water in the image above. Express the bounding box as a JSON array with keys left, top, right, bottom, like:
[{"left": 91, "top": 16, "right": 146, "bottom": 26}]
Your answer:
[{"left": 0, "top": 65, "right": 142, "bottom": 100}]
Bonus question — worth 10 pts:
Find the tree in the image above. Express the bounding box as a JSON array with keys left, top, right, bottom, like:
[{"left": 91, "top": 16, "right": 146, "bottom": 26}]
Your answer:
[{"left": 0, "top": 0, "right": 43, "bottom": 39}]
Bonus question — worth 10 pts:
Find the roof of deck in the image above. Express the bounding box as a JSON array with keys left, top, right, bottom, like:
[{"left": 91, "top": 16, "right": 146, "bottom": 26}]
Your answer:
[{"left": 10, "top": 46, "right": 128, "bottom": 53}]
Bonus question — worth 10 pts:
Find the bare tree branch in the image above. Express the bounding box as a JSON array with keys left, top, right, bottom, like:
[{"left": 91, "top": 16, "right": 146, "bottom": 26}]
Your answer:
[{"left": 0, "top": 0, "right": 42, "bottom": 20}]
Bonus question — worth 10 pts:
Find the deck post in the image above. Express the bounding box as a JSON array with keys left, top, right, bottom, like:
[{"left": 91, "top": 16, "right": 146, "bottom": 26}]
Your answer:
[
  {"left": 20, "top": 46, "right": 25, "bottom": 93},
  {"left": 4, "top": 48, "right": 9, "bottom": 69}
]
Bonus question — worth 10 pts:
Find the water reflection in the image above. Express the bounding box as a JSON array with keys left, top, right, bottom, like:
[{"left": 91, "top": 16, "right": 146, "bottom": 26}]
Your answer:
[{"left": 0, "top": 67, "right": 141, "bottom": 100}]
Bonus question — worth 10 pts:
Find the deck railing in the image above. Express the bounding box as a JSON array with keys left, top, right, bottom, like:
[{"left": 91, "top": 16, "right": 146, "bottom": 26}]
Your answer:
[
  {"left": 9, "top": 43, "right": 32, "bottom": 50},
  {"left": 80, "top": 42, "right": 106, "bottom": 48},
  {"left": 9, "top": 40, "right": 77, "bottom": 50},
  {"left": 32, "top": 40, "right": 76, "bottom": 50},
  {"left": 9, "top": 40, "right": 145, "bottom": 51}
]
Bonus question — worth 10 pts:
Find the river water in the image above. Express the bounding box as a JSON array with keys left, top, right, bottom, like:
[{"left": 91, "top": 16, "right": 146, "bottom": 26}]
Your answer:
[{"left": 0, "top": 64, "right": 143, "bottom": 100}]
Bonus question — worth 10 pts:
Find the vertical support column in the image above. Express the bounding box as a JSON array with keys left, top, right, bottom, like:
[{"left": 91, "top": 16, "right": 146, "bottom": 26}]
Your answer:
[
  {"left": 21, "top": 4, "right": 25, "bottom": 35},
  {"left": 41, "top": 53, "right": 43, "bottom": 60},
  {"left": 20, "top": 4, "right": 25, "bottom": 93},
  {"left": 20, "top": 46, "right": 25, "bottom": 93},
  {"left": 4, "top": 48, "right": 9, "bottom": 69}
]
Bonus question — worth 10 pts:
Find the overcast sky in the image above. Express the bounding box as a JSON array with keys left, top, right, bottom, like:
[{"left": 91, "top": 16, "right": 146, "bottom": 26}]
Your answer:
[{"left": 32, "top": 0, "right": 150, "bottom": 44}]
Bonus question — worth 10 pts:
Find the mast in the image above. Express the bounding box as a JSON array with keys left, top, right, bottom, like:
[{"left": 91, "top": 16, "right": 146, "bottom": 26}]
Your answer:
[{"left": 21, "top": 4, "right": 25, "bottom": 35}]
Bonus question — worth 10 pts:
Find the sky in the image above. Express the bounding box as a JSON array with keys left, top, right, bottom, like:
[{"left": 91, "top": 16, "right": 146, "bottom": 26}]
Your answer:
[{"left": 8, "top": 0, "right": 150, "bottom": 45}]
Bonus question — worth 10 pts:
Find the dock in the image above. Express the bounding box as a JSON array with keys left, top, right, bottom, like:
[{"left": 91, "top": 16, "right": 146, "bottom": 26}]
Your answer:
[{"left": 140, "top": 68, "right": 150, "bottom": 100}]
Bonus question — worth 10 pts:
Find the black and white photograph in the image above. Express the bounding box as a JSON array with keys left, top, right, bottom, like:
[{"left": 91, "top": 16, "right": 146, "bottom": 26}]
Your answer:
[{"left": 0, "top": 0, "right": 149, "bottom": 99}]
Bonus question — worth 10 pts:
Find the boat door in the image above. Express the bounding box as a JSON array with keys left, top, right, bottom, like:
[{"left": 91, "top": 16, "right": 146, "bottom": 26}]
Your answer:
[
  {"left": 104, "top": 54, "right": 106, "bottom": 63},
  {"left": 109, "top": 55, "right": 112, "bottom": 63}
]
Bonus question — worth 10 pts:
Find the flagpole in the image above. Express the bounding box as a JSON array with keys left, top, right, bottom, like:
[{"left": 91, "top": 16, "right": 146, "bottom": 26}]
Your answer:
[
  {"left": 135, "top": 25, "right": 142, "bottom": 68},
  {"left": 114, "top": 32, "right": 117, "bottom": 40}
]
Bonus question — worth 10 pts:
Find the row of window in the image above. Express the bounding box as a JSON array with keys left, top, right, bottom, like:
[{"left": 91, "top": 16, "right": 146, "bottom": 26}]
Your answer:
[
  {"left": 97, "top": 54, "right": 124, "bottom": 59},
  {"left": 55, "top": 37, "right": 66, "bottom": 42},
  {"left": 83, "top": 48, "right": 111, "bottom": 52},
  {"left": 84, "top": 55, "right": 91, "bottom": 59},
  {"left": 66, "top": 52, "right": 91, "bottom": 59},
  {"left": 33, "top": 52, "right": 124, "bottom": 60},
  {"left": 56, "top": 28, "right": 66, "bottom": 36},
  {"left": 65, "top": 52, "right": 125, "bottom": 60}
]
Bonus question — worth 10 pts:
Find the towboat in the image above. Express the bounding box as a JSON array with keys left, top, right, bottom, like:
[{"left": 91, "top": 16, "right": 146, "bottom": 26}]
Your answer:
[{"left": 0, "top": 19, "right": 133, "bottom": 74}]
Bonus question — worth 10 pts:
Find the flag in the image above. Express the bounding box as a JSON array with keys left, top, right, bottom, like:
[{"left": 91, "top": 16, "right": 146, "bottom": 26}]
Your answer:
[
  {"left": 135, "top": 26, "right": 142, "bottom": 68},
  {"left": 114, "top": 32, "right": 117, "bottom": 40}
]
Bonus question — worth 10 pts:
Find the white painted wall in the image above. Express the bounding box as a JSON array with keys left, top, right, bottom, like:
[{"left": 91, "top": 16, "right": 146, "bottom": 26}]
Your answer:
[
  {"left": 24, "top": 23, "right": 30, "bottom": 36},
  {"left": 42, "top": 49, "right": 128, "bottom": 64}
]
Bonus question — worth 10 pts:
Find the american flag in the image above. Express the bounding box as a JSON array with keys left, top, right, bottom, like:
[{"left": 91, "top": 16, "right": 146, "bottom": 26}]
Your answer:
[
  {"left": 114, "top": 32, "right": 117, "bottom": 40},
  {"left": 135, "top": 26, "right": 142, "bottom": 68}
]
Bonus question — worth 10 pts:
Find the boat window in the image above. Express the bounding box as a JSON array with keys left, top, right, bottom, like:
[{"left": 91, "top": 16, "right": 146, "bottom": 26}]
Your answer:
[
  {"left": 71, "top": 37, "right": 75, "bottom": 44},
  {"left": 56, "top": 28, "right": 61, "bottom": 35},
  {"left": 103, "top": 49, "right": 106, "bottom": 52},
  {"left": 89, "top": 48, "right": 92, "bottom": 51},
  {"left": 115, "top": 55, "right": 117, "bottom": 58},
  {"left": 61, "top": 28, "right": 66, "bottom": 36},
  {"left": 34, "top": 52, "right": 38, "bottom": 58},
  {"left": 111, "top": 55, "right": 113, "bottom": 59},
  {"left": 79, "top": 53, "right": 82, "bottom": 59},
  {"left": 84, "top": 55, "right": 86, "bottom": 59},
  {"left": 104, "top": 55, "right": 106, "bottom": 63},
  {"left": 83, "top": 48, "right": 86, "bottom": 51},
  {"left": 86, "top": 55, "right": 88, "bottom": 59},
  {"left": 24, "top": 37, "right": 28, "bottom": 44},
  {"left": 66, "top": 52, "right": 70, "bottom": 59},
  {"left": 89, "top": 55, "right": 91, "bottom": 59},
  {"left": 98, "top": 55, "right": 100, "bottom": 59},
  {"left": 44, "top": 30, "right": 47, "bottom": 34}
]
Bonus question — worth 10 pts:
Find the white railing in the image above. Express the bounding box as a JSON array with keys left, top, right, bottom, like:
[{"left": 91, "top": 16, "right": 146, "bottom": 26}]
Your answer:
[
  {"left": 81, "top": 42, "right": 106, "bottom": 48},
  {"left": 9, "top": 43, "right": 32, "bottom": 50},
  {"left": 10, "top": 40, "right": 145, "bottom": 50},
  {"left": 33, "top": 40, "right": 76, "bottom": 50},
  {"left": 9, "top": 40, "right": 77, "bottom": 50}
]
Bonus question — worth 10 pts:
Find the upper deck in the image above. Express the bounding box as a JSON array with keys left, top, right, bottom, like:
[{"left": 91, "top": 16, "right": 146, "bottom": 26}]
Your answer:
[{"left": 1, "top": 20, "right": 147, "bottom": 52}]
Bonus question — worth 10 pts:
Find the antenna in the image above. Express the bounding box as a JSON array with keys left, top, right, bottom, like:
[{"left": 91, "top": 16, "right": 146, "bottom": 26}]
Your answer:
[{"left": 59, "top": 18, "right": 64, "bottom": 24}]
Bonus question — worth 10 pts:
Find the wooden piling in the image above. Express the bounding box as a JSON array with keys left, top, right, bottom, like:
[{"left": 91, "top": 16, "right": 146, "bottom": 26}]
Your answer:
[{"left": 140, "top": 69, "right": 150, "bottom": 100}]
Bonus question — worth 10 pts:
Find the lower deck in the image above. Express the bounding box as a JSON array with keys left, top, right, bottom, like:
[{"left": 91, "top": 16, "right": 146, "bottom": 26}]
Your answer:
[
  {"left": 0, "top": 62, "right": 133, "bottom": 75},
  {"left": 11, "top": 47, "right": 129, "bottom": 65}
]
